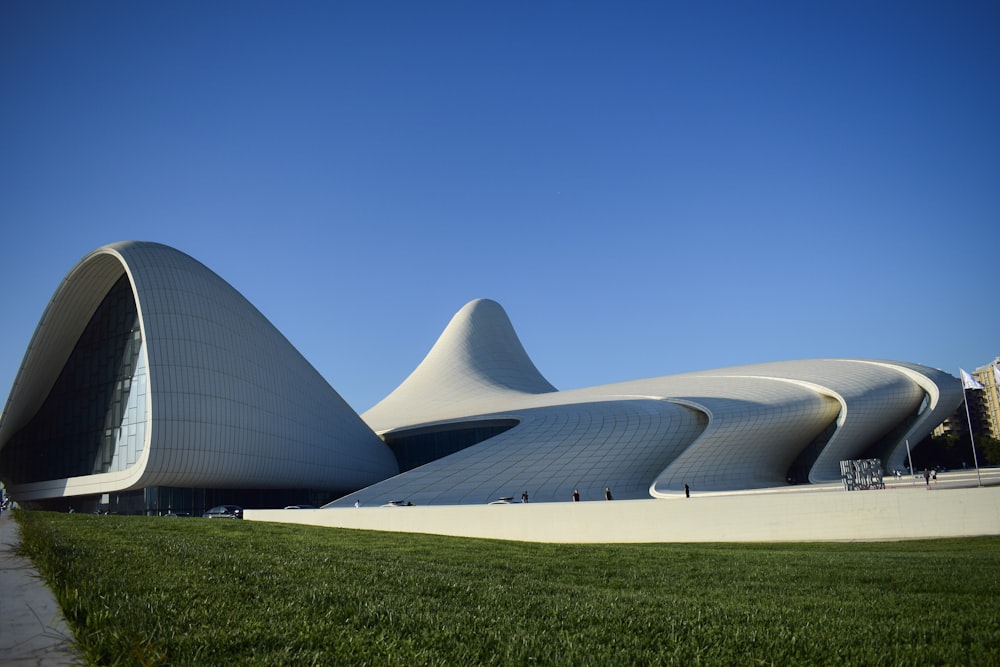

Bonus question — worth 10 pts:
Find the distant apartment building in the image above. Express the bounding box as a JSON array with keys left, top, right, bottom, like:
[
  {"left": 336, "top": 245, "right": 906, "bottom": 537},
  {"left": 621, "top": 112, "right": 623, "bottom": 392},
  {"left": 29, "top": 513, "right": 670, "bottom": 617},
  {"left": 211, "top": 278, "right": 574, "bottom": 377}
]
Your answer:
[
  {"left": 933, "top": 357, "right": 1000, "bottom": 441},
  {"left": 973, "top": 358, "right": 1000, "bottom": 440}
]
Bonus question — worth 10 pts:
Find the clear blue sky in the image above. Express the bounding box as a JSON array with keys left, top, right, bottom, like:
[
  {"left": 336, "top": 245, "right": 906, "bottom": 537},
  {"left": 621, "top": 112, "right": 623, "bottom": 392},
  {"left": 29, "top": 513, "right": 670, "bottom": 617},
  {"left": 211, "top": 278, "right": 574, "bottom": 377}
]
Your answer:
[{"left": 2, "top": 1, "right": 998, "bottom": 413}]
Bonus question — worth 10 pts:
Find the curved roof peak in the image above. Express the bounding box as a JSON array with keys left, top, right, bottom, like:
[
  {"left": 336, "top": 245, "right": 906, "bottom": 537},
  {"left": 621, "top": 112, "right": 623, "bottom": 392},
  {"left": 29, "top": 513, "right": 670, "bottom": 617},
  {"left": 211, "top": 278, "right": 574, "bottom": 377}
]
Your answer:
[
  {"left": 417, "top": 298, "right": 556, "bottom": 393},
  {"left": 362, "top": 299, "right": 556, "bottom": 428}
]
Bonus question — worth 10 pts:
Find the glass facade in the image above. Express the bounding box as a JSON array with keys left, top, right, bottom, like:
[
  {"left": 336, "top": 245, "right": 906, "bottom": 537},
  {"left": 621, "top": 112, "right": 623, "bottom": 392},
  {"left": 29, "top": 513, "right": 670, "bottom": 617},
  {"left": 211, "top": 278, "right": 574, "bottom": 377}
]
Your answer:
[
  {"left": 0, "top": 275, "right": 147, "bottom": 483},
  {"left": 92, "top": 487, "right": 338, "bottom": 516},
  {"left": 383, "top": 419, "right": 519, "bottom": 472}
]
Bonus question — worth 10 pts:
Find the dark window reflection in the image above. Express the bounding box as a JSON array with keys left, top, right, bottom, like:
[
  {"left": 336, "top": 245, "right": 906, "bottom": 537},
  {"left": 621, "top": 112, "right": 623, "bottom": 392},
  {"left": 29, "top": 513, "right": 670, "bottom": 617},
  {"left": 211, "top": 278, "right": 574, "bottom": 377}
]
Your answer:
[{"left": 1, "top": 275, "right": 142, "bottom": 483}]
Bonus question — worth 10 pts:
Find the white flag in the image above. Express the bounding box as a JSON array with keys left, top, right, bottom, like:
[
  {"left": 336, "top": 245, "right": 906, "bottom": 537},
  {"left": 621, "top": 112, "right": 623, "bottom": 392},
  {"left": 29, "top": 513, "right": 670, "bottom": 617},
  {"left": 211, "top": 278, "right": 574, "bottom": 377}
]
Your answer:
[
  {"left": 994, "top": 365, "right": 1000, "bottom": 386},
  {"left": 960, "top": 368, "right": 983, "bottom": 390}
]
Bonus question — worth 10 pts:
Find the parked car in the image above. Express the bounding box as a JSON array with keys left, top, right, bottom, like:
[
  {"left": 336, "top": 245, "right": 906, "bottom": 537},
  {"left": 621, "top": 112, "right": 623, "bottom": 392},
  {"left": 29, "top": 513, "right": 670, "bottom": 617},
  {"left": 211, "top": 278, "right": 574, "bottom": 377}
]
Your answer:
[
  {"left": 381, "top": 500, "right": 414, "bottom": 507},
  {"left": 203, "top": 505, "right": 243, "bottom": 519},
  {"left": 283, "top": 505, "right": 317, "bottom": 509}
]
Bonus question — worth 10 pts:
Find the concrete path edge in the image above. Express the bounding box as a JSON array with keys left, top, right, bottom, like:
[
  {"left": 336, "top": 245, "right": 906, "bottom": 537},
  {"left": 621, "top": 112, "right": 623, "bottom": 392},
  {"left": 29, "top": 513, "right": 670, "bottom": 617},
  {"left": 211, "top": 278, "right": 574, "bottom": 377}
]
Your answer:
[{"left": 0, "top": 511, "right": 83, "bottom": 666}]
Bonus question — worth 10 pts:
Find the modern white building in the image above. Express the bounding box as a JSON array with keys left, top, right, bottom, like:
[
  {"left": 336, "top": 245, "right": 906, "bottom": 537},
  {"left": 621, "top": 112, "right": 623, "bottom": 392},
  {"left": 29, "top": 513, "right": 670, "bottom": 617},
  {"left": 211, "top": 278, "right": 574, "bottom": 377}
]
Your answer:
[
  {"left": 972, "top": 359, "right": 1000, "bottom": 440},
  {"left": 326, "top": 299, "right": 963, "bottom": 505},
  {"left": 0, "top": 242, "right": 964, "bottom": 513},
  {"left": 0, "top": 242, "right": 397, "bottom": 514}
]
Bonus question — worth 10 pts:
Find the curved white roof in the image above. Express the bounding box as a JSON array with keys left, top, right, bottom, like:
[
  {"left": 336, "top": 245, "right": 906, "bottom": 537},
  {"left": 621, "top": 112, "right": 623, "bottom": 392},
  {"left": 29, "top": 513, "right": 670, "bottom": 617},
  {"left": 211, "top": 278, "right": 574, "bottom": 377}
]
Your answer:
[
  {"left": 0, "top": 241, "right": 397, "bottom": 500},
  {"left": 330, "top": 300, "right": 964, "bottom": 506},
  {"left": 363, "top": 298, "right": 556, "bottom": 428},
  {"left": 0, "top": 245, "right": 964, "bottom": 508}
]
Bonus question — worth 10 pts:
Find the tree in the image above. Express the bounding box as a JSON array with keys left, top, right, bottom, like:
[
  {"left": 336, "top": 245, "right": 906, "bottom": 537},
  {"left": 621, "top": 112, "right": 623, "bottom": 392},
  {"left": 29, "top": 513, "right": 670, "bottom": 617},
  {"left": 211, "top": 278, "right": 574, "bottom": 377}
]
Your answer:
[
  {"left": 978, "top": 435, "right": 1000, "bottom": 466},
  {"left": 910, "top": 433, "right": 1000, "bottom": 470}
]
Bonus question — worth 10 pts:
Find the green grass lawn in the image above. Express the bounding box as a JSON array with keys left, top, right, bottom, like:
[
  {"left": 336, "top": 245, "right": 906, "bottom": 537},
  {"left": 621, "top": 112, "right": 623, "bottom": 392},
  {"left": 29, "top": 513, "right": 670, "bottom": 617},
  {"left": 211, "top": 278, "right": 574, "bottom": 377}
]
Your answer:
[{"left": 14, "top": 511, "right": 1000, "bottom": 666}]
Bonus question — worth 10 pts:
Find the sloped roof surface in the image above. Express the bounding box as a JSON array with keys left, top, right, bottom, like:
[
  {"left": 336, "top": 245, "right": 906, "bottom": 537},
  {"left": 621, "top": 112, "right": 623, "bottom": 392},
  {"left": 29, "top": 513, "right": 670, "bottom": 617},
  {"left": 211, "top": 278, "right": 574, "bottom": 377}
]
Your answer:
[
  {"left": 0, "top": 241, "right": 397, "bottom": 500},
  {"left": 334, "top": 300, "right": 963, "bottom": 506}
]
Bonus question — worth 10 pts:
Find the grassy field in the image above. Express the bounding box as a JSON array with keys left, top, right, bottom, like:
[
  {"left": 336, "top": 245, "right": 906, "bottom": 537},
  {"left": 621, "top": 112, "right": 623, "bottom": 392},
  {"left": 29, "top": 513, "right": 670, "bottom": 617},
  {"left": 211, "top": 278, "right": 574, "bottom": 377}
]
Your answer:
[{"left": 14, "top": 511, "right": 1000, "bottom": 666}]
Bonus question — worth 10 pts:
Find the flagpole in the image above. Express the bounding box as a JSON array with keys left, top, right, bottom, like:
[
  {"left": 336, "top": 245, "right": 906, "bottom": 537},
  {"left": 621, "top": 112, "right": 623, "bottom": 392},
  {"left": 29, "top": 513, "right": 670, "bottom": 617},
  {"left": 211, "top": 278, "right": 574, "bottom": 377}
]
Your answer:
[
  {"left": 905, "top": 439, "right": 915, "bottom": 486},
  {"left": 962, "top": 383, "right": 983, "bottom": 488}
]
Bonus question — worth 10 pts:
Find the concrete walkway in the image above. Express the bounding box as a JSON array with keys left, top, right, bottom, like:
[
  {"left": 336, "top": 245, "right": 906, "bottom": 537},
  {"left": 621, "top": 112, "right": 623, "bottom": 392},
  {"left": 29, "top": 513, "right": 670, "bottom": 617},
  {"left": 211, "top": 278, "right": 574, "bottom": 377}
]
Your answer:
[{"left": 0, "top": 511, "right": 82, "bottom": 666}]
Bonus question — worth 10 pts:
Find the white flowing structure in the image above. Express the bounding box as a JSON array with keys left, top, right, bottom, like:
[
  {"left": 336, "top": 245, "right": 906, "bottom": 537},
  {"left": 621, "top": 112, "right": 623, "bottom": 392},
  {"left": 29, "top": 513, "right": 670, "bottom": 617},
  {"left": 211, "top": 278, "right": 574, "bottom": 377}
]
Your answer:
[
  {"left": 0, "top": 242, "right": 397, "bottom": 512},
  {"left": 329, "top": 299, "right": 963, "bottom": 506},
  {"left": 0, "top": 241, "right": 964, "bottom": 514}
]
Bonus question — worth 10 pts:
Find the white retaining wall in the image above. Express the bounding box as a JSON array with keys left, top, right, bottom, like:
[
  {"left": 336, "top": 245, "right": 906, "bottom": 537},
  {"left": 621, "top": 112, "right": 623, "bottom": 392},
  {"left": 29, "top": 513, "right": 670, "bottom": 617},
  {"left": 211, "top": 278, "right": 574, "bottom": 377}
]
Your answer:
[{"left": 245, "top": 485, "right": 1000, "bottom": 543}]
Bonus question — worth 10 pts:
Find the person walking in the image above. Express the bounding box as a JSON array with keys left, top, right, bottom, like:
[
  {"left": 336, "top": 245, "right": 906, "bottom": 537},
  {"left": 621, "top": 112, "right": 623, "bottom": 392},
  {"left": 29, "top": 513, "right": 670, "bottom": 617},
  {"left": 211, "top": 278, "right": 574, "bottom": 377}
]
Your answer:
[
  {"left": 684, "top": 484, "right": 690, "bottom": 498},
  {"left": 604, "top": 487, "right": 613, "bottom": 501},
  {"left": 572, "top": 489, "right": 580, "bottom": 502}
]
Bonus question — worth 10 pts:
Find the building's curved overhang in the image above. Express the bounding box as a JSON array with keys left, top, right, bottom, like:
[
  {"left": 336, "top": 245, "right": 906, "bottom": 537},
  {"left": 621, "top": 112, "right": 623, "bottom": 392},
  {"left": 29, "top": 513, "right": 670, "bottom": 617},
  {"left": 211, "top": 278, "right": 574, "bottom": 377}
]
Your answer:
[{"left": 0, "top": 246, "right": 154, "bottom": 498}]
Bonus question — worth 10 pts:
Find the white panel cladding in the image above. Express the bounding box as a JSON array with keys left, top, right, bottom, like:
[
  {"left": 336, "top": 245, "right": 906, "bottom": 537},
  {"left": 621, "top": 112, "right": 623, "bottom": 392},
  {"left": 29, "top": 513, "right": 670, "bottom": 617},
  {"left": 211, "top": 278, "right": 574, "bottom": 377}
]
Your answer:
[
  {"left": 642, "top": 377, "right": 843, "bottom": 492},
  {"left": 339, "top": 300, "right": 965, "bottom": 505},
  {"left": 806, "top": 366, "right": 924, "bottom": 481},
  {"left": 110, "top": 241, "right": 398, "bottom": 491},
  {"left": 0, "top": 241, "right": 398, "bottom": 500},
  {"left": 1, "top": 245, "right": 965, "bottom": 505},
  {"left": 332, "top": 398, "right": 706, "bottom": 507},
  {"left": 362, "top": 298, "right": 557, "bottom": 430}
]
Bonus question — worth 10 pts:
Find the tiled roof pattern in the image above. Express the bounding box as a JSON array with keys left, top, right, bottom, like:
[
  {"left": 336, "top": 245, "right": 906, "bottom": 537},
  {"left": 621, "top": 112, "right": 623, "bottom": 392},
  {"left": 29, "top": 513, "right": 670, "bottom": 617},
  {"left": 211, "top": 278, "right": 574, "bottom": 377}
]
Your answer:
[
  {"left": 0, "top": 241, "right": 398, "bottom": 500},
  {"left": 333, "top": 301, "right": 964, "bottom": 505}
]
